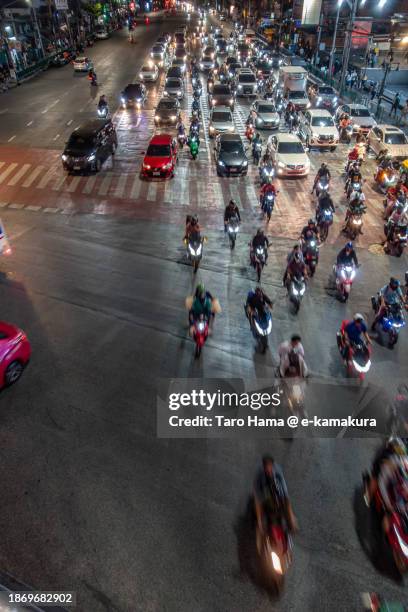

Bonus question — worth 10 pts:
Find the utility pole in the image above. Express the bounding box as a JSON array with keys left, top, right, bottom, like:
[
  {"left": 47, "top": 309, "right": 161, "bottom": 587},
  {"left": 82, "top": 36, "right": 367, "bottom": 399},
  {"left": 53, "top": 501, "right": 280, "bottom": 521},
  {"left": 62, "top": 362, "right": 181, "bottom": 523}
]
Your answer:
[
  {"left": 339, "top": 0, "right": 358, "bottom": 94},
  {"left": 328, "top": 2, "right": 342, "bottom": 77},
  {"left": 376, "top": 61, "right": 398, "bottom": 115},
  {"left": 314, "top": 10, "right": 324, "bottom": 66},
  {"left": 30, "top": 1, "right": 45, "bottom": 58}
]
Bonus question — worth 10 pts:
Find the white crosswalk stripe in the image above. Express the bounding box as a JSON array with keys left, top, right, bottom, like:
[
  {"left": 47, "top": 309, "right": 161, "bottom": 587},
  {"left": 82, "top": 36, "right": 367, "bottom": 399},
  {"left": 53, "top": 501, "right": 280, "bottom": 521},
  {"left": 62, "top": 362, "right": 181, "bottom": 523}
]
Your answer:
[
  {"left": 22, "top": 165, "right": 44, "bottom": 188},
  {"left": 66, "top": 176, "right": 81, "bottom": 193},
  {"left": 37, "top": 167, "right": 58, "bottom": 189},
  {"left": 0, "top": 163, "right": 18, "bottom": 185},
  {"left": 146, "top": 181, "right": 157, "bottom": 202},
  {"left": 82, "top": 175, "right": 97, "bottom": 195},
  {"left": 98, "top": 174, "right": 113, "bottom": 196},
  {"left": 130, "top": 175, "right": 142, "bottom": 199},
  {"left": 7, "top": 163, "right": 31, "bottom": 186}
]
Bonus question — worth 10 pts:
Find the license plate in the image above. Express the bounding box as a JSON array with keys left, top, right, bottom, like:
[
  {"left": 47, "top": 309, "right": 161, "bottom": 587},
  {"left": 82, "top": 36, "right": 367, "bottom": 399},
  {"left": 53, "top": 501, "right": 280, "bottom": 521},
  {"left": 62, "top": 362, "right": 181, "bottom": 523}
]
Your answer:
[
  {"left": 73, "top": 166, "right": 80, "bottom": 170},
  {"left": 153, "top": 171, "right": 160, "bottom": 176},
  {"left": 230, "top": 168, "right": 238, "bottom": 173}
]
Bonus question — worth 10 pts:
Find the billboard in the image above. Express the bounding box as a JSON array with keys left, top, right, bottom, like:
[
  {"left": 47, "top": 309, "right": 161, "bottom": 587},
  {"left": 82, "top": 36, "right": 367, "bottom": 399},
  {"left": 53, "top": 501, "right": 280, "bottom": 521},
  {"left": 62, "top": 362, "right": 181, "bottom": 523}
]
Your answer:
[
  {"left": 301, "top": 0, "right": 322, "bottom": 25},
  {"left": 351, "top": 20, "right": 372, "bottom": 49}
]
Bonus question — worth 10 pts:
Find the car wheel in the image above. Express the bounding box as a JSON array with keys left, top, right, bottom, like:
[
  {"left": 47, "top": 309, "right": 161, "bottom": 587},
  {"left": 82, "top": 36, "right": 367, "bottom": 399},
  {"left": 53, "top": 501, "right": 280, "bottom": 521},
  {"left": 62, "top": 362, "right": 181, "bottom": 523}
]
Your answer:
[
  {"left": 5, "top": 360, "right": 24, "bottom": 386},
  {"left": 95, "top": 159, "right": 102, "bottom": 172}
]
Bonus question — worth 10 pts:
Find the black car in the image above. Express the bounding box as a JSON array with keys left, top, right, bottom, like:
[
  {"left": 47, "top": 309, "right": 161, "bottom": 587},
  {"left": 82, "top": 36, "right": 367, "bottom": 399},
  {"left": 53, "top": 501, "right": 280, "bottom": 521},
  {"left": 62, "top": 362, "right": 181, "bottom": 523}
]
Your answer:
[
  {"left": 120, "top": 83, "right": 147, "bottom": 109},
  {"left": 227, "top": 62, "right": 242, "bottom": 79},
  {"left": 62, "top": 119, "right": 117, "bottom": 173},
  {"left": 214, "top": 133, "right": 248, "bottom": 177},
  {"left": 167, "top": 66, "right": 184, "bottom": 82},
  {"left": 154, "top": 98, "right": 181, "bottom": 126},
  {"left": 252, "top": 59, "right": 273, "bottom": 78},
  {"left": 209, "top": 83, "right": 234, "bottom": 110},
  {"left": 268, "top": 53, "right": 283, "bottom": 69}
]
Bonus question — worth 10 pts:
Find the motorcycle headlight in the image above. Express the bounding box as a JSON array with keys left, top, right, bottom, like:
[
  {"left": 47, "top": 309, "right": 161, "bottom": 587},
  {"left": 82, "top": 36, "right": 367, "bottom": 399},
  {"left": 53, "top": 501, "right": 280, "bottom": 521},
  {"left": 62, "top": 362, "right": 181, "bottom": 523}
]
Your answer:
[
  {"left": 155, "top": 115, "right": 160, "bottom": 121},
  {"left": 209, "top": 125, "right": 215, "bottom": 133},
  {"left": 170, "top": 115, "right": 176, "bottom": 121},
  {"left": 317, "top": 96, "right": 322, "bottom": 104},
  {"left": 87, "top": 153, "right": 96, "bottom": 161},
  {"left": 299, "top": 286, "right": 305, "bottom": 295},
  {"left": 121, "top": 97, "right": 126, "bottom": 104},
  {"left": 309, "top": 240, "right": 316, "bottom": 247},
  {"left": 333, "top": 97, "right": 338, "bottom": 104},
  {"left": 292, "top": 287, "right": 299, "bottom": 296}
]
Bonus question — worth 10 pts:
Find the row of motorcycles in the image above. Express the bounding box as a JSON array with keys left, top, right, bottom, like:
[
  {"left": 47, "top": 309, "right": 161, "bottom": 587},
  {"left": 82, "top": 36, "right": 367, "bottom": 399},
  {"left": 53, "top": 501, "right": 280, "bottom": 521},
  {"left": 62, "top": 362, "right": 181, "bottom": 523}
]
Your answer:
[{"left": 177, "top": 66, "right": 202, "bottom": 160}]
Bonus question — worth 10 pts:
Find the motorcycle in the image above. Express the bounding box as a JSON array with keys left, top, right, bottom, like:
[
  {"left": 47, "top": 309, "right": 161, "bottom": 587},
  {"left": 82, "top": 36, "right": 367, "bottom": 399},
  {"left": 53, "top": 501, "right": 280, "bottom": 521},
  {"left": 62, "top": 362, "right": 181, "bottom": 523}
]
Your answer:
[
  {"left": 315, "top": 176, "right": 329, "bottom": 198},
  {"left": 247, "top": 305, "right": 272, "bottom": 353},
  {"left": 375, "top": 166, "right": 399, "bottom": 194},
  {"left": 186, "top": 233, "right": 205, "bottom": 273},
  {"left": 252, "top": 141, "right": 262, "bottom": 165},
  {"left": 362, "top": 458, "right": 408, "bottom": 574},
  {"left": 334, "top": 264, "right": 356, "bottom": 302},
  {"left": 97, "top": 104, "right": 109, "bottom": 118},
  {"left": 193, "top": 83, "right": 202, "bottom": 97},
  {"left": 192, "top": 314, "right": 209, "bottom": 358},
  {"left": 336, "top": 331, "right": 371, "bottom": 379},
  {"left": 226, "top": 215, "right": 240, "bottom": 249},
  {"left": 256, "top": 518, "right": 293, "bottom": 593},
  {"left": 384, "top": 221, "right": 408, "bottom": 257},
  {"left": 346, "top": 179, "right": 363, "bottom": 200},
  {"left": 371, "top": 297, "right": 406, "bottom": 347},
  {"left": 317, "top": 208, "right": 333, "bottom": 242},
  {"left": 344, "top": 205, "right": 367, "bottom": 239},
  {"left": 287, "top": 275, "right": 306, "bottom": 314},
  {"left": 260, "top": 191, "right": 275, "bottom": 221},
  {"left": 177, "top": 131, "right": 187, "bottom": 148},
  {"left": 189, "top": 136, "right": 199, "bottom": 160},
  {"left": 245, "top": 123, "right": 255, "bottom": 142},
  {"left": 259, "top": 164, "right": 275, "bottom": 186},
  {"left": 251, "top": 244, "right": 267, "bottom": 282},
  {"left": 302, "top": 238, "right": 319, "bottom": 277}
]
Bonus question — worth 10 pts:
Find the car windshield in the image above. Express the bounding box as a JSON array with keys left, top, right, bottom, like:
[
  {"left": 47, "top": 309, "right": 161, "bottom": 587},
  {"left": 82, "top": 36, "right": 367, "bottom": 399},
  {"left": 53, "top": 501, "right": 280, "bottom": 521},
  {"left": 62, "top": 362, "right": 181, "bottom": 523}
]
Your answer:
[
  {"left": 68, "top": 135, "right": 93, "bottom": 150},
  {"left": 212, "top": 111, "right": 232, "bottom": 122},
  {"left": 239, "top": 74, "right": 256, "bottom": 83},
  {"left": 258, "top": 104, "right": 276, "bottom": 113},
  {"left": 213, "top": 85, "right": 230, "bottom": 94},
  {"left": 152, "top": 46, "right": 163, "bottom": 52},
  {"left": 311, "top": 116, "right": 335, "bottom": 127},
  {"left": 384, "top": 133, "right": 407, "bottom": 145},
  {"left": 351, "top": 108, "right": 370, "bottom": 117},
  {"left": 319, "top": 87, "right": 335, "bottom": 95},
  {"left": 221, "top": 140, "right": 243, "bottom": 153},
  {"left": 158, "top": 101, "right": 176, "bottom": 109},
  {"left": 146, "top": 144, "right": 171, "bottom": 157},
  {"left": 278, "top": 142, "right": 305, "bottom": 154},
  {"left": 124, "top": 85, "right": 142, "bottom": 96},
  {"left": 173, "top": 60, "right": 183, "bottom": 66},
  {"left": 142, "top": 66, "right": 153, "bottom": 72},
  {"left": 168, "top": 69, "right": 181, "bottom": 77},
  {"left": 166, "top": 79, "right": 181, "bottom": 88},
  {"left": 289, "top": 91, "right": 307, "bottom": 99}
]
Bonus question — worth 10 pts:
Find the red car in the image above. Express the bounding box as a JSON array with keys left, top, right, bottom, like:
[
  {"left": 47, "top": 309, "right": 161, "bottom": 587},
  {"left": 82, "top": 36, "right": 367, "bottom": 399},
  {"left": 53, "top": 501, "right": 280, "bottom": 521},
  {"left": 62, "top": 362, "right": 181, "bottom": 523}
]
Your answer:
[
  {"left": 141, "top": 135, "right": 178, "bottom": 180},
  {"left": 0, "top": 321, "right": 31, "bottom": 388}
]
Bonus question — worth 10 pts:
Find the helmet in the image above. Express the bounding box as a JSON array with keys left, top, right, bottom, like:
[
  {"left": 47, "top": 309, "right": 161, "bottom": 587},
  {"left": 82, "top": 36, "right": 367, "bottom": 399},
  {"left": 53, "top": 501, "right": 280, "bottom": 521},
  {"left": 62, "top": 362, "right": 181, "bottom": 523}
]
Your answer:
[
  {"left": 229, "top": 199, "right": 236, "bottom": 207},
  {"left": 196, "top": 283, "right": 206, "bottom": 296},
  {"left": 390, "top": 277, "right": 400, "bottom": 290},
  {"left": 294, "top": 252, "right": 302, "bottom": 263},
  {"left": 257, "top": 228, "right": 263, "bottom": 236},
  {"left": 321, "top": 162, "right": 327, "bottom": 169},
  {"left": 345, "top": 242, "right": 353, "bottom": 251},
  {"left": 308, "top": 218, "right": 315, "bottom": 225},
  {"left": 353, "top": 313, "right": 365, "bottom": 323}
]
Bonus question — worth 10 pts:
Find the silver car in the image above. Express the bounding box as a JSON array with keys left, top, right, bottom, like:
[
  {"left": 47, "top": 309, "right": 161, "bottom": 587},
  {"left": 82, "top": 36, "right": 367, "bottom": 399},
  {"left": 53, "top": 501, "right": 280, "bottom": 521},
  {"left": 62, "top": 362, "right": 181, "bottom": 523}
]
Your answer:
[
  {"left": 250, "top": 100, "right": 280, "bottom": 129},
  {"left": 139, "top": 63, "right": 159, "bottom": 83},
  {"left": 208, "top": 106, "right": 235, "bottom": 137},
  {"left": 164, "top": 77, "right": 184, "bottom": 100}
]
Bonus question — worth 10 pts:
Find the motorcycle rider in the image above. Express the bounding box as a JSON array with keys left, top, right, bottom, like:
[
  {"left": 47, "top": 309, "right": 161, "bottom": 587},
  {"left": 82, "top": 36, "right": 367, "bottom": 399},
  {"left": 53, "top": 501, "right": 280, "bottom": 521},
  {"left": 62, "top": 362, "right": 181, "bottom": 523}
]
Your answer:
[
  {"left": 339, "top": 112, "right": 351, "bottom": 134},
  {"left": 252, "top": 132, "right": 262, "bottom": 163},
  {"left": 97, "top": 94, "right": 108, "bottom": 111},
  {"left": 378, "top": 452, "right": 408, "bottom": 534},
  {"left": 253, "top": 455, "right": 298, "bottom": 538},
  {"left": 250, "top": 229, "right": 270, "bottom": 265},
  {"left": 177, "top": 119, "right": 186, "bottom": 141},
  {"left": 371, "top": 277, "right": 408, "bottom": 330},
  {"left": 190, "top": 115, "right": 200, "bottom": 138},
  {"left": 346, "top": 145, "right": 361, "bottom": 173},
  {"left": 384, "top": 201, "right": 408, "bottom": 251},
  {"left": 278, "top": 335, "right": 308, "bottom": 378},
  {"left": 343, "top": 194, "right": 366, "bottom": 233},
  {"left": 189, "top": 282, "right": 214, "bottom": 327},
  {"left": 384, "top": 182, "right": 408, "bottom": 220},
  {"left": 316, "top": 191, "right": 335, "bottom": 223},
  {"left": 311, "top": 162, "right": 331, "bottom": 195},
  {"left": 282, "top": 244, "right": 304, "bottom": 285},
  {"left": 300, "top": 218, "right": 319, "bottom": 244},
  {"left": 336, "top": 242, "right": 359, "bottom": 269},
  {"left": 365, "top": 438, "right": 407, "bottom": 506},
  {"left": 184, "top": 214, "right": 201, "bottom": 241},
  {"left": 245, "top": 286, "right": 273, "bottom": 322},
  {"left": 340, "top": 313, "right": 371, "bottom": 363},
  {"left": 285, "top": 250, "right": 308, "bottom": 287},
  {"left": 191, "top": 97, "right": 200, "bottom": 116},
  {"left": 88, "top": 68, "right": 97, "bottom": 85},
  {"left": 224, "top": 199, "right": 241, "bottom": 232}
]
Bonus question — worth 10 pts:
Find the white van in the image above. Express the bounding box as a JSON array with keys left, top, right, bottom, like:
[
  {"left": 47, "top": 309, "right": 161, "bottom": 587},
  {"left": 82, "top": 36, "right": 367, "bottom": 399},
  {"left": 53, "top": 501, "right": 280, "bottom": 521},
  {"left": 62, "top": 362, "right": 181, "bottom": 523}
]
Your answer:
[
  {"left": 245, "top": 29, "right": 256, "bottom": 45},
  {"left": 280, "top": 66, "right": 308, "bottom": 93}
]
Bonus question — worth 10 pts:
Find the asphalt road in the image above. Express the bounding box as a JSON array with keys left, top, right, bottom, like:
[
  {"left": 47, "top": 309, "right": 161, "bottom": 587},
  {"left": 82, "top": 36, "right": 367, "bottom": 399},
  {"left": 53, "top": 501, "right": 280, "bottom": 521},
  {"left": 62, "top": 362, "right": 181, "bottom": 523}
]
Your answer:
[{"left": 0, "top": 12, "right": 407, "bottom": 612}]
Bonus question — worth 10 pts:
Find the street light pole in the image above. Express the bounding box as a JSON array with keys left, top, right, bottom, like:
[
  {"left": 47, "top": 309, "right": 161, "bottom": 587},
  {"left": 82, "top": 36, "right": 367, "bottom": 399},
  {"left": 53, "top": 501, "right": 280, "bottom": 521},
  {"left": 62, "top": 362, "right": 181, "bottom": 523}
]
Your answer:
[
  {"left": 339, "top": 0, "right": 358, "bottom": 94},
  {"left": 328, "top": 1, "right": 342, "bottom": 77},
  {"left": 30, "top": 1, "right": 45, "bottom": 58},
  {"left": 314, "top": 11, "right": 324, "bottom": 66}
]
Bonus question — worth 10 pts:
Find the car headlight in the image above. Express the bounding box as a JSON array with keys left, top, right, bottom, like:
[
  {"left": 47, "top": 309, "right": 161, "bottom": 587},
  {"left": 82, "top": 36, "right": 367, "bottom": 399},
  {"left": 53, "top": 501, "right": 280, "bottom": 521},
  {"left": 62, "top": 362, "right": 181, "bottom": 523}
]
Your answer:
[
  {"left": 163, "top": 91, "right": 168, "bottom": 96},
  {"left": 150, "top": 52, "right": 154, "bottom": 57},
  {"left": 238, "top": 84, "right": 243, "bottom": 90},
  {"left": 87, "top": 154, "right": 96, "bottom": 161},
  {"left": 177, "top": 91, "right": 181, "bottom": 95},
  {"left": 61, "top": 154, "right": 68, "bottom": 162},
  {"left": 228, "top": 126, "right": 234, "bottom": 132},
  {"left": 209, "top": 126, "right": 215, "bottom": 132},
  {"left": 218, "top": 159, "right": 225, "bottom": 166},
  {"left": 170, "top": 115, "right": 176, "bottom": 121},
  {"left": 333, "top": 97, "right": 338, "bottom": 103},
  {"left": 317, "top": 96, "right": 322, "bottom": 104},
  {"left": 242, "top": 160, "right": 248, "bottom": 167},
  {"left": 121, "top": 97, "right": 126, "bottom": 104},
  {"left": 139, "top": 73, "right": 144, "bottom": 79},
  {"left": 143, "top": 163, "right": 151, "bottom": 169},
  {"left": 163, "top": 161, "right": 172, "bottom": 170},
  {"left": 155, "top": 115, "right": 160, "bottom": 121},
  {"left": 257, "top": 116, "right": 264, "bottom": 124},
  {"left": 278, "top": 161, "right": 285, "bottom": 168},
  {"left": 306, "top": 102, "right": 311, "bottom": 108}
]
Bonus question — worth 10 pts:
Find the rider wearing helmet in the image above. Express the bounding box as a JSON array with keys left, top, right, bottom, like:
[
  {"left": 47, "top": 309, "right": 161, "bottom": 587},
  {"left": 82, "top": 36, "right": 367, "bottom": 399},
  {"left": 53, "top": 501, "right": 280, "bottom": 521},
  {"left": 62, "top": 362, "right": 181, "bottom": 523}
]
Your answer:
[
  {"left": 312, "top": 162, "right": 331, "bottom": 194},
  {"left": 224, "top": 199, "right": 241, "bottom": 231},
  {"left": 336, "top": 242, "right": 359, "bottom": 268},
  {"left": 245, "top": 286, "right": 273, "bottom": 320},
  {"left": 371, "top": 277, "right": 407, "bottom": 330},
  {"left": 285, "top": 249, "right": 308, "bottom": 285},
  {"left": 184, "top": 214, "right": 201, "bottom": 240},
  {"left": 251, "top": 228, "right": 270, "bottom": 263},
  {"left": 189, "top": 283, "right": 214, "bottom": 325},
  {"left": 300, "top": 218, "right": 319, "bottom": 243}
]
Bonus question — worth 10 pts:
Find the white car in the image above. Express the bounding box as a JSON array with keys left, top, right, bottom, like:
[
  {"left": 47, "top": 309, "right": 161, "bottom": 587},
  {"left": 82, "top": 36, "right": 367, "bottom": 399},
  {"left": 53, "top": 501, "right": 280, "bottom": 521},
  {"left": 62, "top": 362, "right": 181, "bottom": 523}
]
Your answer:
[
  {"left": 95, "top": 29, "right": 109, "bottom": 40},
  {"left": 139, "top": 63, "right": 159, "bottom": 82},
  {"left": 250, "top": 100, "right": 280, "bottom": 130},
  {"left": 208, "top": 106, "right": 235, "bottom": 137},
  {"left": 73, "top": 56, "right": 92, "bottom": 72},
  {"left": 299, "top": 109, "right": 339, "bottom": 150},
  {"left": 367, "top": 125, "right": 408, "bottom": 160},
  {"left": 335, "top": 103, "right": 377, "bottom": 134},
  {"left": 267, "top": 133, "right": 310, "bottom": 177},
  {"left": 286, "top": 90, "right": 310, "bottom": 111}
]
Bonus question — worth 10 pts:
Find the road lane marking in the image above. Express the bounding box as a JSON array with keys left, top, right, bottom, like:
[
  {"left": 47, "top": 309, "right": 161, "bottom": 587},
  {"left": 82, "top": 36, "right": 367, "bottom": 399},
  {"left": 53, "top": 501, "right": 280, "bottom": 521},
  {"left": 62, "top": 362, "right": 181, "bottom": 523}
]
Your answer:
[
  {"left": 22, "top": 165, "right": 44, "bottom": 187},
  {"left": 53, "top": 134, "right": 60, "bottom": 141},
  {"left": 41, "top": 108, "right": 48, "bottom": 114},
  {"left": 26, "top": 205, "right": 41, "bottom": 211},
  {"left": 66, "top": 176, "right": 81, "bottom": 192},
  {"left": 26, "top": 121, "right": 33, "bottom": 126},
  {"left": 48, "top": 99, "right": 60, "bottom": 109},
  {"left": 98, "top": 174, "right": 113, "bottom": 196},
  {"left": 0, "top": 109, "right": 9, "bottom": 115},
  {"left": 82, "top": 175, "right": 97, "bottom": 194},
  {"left": 43, "top": 207, "right": 58, "bottom": 213},
  {"left": 52, "top": 175, "right": 68, "bottom": 191},
  {"left": 7, "top": 135, "right": 16, "bottom": 142},
  {"left": 67, "top": 119, "right": 73, "bottom": 126},
  {"left": 7, "top": 163, "right": 31, "bottom": 186},
  {"left": 114, "top": 173, "right": 127, "bottom": 198},
  {"left": 8, "top": 203, "right": 25, "bottom": 209},
  {"left": 36, "top": 167, "right": 57, "bottom": 189},
  {"left": 0, "top": 163, "right": 18, "bottom": 184},
  {"left": 146, "top": 182, "right": 157, "bottom": 201},
  {"left": 130, "top": 175, "right": 141, "bottom": 199}
]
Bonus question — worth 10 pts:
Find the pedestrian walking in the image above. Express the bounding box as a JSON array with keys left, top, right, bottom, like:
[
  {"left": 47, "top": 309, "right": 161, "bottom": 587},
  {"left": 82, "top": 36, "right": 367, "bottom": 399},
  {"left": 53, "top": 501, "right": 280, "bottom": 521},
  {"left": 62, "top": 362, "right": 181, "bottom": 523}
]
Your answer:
[{"left": 390, "top": 92, "right": 401, "bottom": 117}]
